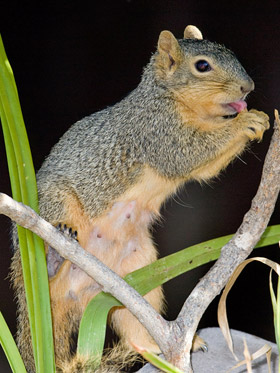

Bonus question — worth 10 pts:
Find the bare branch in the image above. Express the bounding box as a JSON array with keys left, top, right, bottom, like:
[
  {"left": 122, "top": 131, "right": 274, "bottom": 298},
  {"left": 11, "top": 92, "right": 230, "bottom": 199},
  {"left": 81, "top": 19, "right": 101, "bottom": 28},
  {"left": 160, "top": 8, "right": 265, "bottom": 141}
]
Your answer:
[
  {"left": 0, "top": 193, "right": 171, "bottom": 353},
  {"left": 170, "top": 112, "right": 280, "bottom": 371}
]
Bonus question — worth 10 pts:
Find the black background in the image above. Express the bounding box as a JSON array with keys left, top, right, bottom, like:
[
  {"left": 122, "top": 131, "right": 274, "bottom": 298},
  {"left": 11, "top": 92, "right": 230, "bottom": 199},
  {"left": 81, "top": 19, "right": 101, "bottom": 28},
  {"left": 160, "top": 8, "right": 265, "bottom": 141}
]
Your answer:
[{"left": 1, "top": 1, "right": 280, "bottom": 371}]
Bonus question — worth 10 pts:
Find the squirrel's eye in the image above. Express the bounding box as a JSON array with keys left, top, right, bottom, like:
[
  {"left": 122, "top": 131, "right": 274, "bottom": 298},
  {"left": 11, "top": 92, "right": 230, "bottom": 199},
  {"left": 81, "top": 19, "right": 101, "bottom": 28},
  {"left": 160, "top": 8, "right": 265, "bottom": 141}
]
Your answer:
[{"left": 195, "top": 60, "right": 211, "bottom": 72}]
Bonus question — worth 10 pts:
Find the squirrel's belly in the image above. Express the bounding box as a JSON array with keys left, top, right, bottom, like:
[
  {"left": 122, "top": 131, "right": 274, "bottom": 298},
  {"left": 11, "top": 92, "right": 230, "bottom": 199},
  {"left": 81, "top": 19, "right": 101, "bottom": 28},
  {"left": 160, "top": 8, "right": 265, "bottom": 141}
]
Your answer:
[
  {"left": 85, "top": 200, "right": 157, "bottom": 276},
  {"left": 65, "top": 199, "right": 158, "bottom": 304},
  {"left": 83, "top": 166, "right": 183, "bottom": 273},
  {"left": 61, "top": 166, "right": 183, "bottom": 302}
]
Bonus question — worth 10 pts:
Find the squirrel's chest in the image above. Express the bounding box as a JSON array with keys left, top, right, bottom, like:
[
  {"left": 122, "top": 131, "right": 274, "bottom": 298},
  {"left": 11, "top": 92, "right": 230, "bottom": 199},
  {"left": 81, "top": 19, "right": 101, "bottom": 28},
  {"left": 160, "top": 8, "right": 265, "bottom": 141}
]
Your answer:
[{"left": 116, "top": 166, "right": 183, "bottom": 215}]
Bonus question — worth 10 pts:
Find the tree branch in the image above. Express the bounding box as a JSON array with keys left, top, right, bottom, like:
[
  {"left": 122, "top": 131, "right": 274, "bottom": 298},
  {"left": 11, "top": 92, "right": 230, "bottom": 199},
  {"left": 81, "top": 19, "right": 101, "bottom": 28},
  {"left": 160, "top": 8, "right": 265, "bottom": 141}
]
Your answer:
[
  {"left": 169, "top": 111, "right": 280, "bottom": 371},
  {"left": 0, "top": 193, "right": 171, "bottom": 354}
]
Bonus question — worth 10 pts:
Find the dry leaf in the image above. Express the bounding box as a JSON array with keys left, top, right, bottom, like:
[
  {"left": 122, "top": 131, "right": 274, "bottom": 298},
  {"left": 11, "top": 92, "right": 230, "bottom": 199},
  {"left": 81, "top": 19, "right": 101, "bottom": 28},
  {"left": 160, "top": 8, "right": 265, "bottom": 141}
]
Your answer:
[{"left": 218, "top": 257, "right": 279, "bottom": 369}]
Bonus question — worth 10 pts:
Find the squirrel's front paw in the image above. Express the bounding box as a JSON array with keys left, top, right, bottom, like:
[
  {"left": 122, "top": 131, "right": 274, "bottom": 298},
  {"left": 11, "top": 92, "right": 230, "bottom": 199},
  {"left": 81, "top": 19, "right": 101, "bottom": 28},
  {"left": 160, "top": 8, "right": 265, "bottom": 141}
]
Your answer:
[
  {"left": 240, "top": 109, "right": 270, "bottom": 142},
  {"left": 47, "top": 223, "right": 78, "bottom": 277}
]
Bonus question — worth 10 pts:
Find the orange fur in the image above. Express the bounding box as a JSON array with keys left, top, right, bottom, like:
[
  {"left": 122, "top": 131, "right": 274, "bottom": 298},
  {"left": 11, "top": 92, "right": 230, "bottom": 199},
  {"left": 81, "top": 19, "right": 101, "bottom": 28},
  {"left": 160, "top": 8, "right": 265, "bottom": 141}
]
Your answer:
[
  {"left": 173, "top": 85, "right": 241, "bottom": 131},
  {"left": 115, "top": 166, "right": 184, "bottom": 213},
  {"left": 189, "top": 137, "right": 248, "bottom": 182}
]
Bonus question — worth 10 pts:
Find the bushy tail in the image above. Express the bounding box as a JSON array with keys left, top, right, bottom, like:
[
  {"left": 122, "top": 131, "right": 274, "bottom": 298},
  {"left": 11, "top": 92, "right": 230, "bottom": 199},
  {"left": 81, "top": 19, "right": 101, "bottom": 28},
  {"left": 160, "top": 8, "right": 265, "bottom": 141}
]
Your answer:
[{"left": 58, "top": 342, "right": 142, "bottom": 372}]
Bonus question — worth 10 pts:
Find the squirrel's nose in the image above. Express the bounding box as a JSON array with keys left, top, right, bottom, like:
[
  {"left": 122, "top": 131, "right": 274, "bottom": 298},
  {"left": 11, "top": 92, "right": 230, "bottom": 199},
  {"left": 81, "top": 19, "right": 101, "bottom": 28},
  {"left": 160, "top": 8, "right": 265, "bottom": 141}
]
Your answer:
[{"left": 240, "top": 80, "right": 255, "bottom": 95}]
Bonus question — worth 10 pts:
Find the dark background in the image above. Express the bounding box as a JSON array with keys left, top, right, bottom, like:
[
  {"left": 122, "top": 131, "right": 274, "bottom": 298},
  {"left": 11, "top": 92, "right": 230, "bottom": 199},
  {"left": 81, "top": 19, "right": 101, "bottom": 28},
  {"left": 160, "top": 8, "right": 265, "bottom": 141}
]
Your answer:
[{"left": 0, "top": 1, "right": 279, "bottom": 371}]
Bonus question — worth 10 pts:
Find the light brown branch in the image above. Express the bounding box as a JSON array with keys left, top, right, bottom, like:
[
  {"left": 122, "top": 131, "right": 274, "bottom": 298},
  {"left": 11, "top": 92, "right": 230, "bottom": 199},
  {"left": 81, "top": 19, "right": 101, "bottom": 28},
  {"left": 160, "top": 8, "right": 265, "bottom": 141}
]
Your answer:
[{"left": 169, "top": 112, "right": 280, "bottom": 371}]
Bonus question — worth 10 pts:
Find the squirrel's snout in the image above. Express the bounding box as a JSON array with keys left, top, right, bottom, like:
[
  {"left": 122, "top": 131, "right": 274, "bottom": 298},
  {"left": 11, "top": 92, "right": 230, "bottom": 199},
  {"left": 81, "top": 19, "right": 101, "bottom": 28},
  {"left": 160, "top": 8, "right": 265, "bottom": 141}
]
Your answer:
[{"left": 240, "top": 79, "right": 255, "bottom": 95}]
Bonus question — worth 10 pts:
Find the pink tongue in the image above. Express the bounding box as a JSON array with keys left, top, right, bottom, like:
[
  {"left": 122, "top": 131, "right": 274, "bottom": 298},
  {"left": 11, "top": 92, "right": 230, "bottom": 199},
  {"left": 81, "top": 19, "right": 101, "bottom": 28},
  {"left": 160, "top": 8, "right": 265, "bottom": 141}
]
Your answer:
[{"left": 228, "top": 100, "right": 247, "bottom": 113}]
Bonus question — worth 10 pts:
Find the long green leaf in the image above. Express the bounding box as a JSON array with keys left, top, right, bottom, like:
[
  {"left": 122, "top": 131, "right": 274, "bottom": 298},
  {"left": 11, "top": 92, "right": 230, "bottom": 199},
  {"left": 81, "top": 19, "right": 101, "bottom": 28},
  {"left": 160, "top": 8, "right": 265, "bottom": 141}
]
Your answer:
[
  {"left": 135, "top": 347, "right": 184, "bottom": 373},
  {"left": 0, "top": 35, "right": 55, "bottom": 372},
  {"left": 126, "top": 224, "right": 280, "bottom": 294},
  {"left": 0, "top": 312, "right": 27, "bottom": 373},
  {"left": 78, "top": 294, "right": 122, "bottom": 364},
  {"left": 78, "top": 224, "right": 280, "bottom": 365}
]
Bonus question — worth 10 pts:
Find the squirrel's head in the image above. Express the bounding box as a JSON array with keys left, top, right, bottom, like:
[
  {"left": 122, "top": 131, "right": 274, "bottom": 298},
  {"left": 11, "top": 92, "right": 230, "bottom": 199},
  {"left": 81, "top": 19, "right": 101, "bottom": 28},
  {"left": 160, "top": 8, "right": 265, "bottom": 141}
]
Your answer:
[{"left": 154, "top": 25, "right": 254, "bottom": 121}]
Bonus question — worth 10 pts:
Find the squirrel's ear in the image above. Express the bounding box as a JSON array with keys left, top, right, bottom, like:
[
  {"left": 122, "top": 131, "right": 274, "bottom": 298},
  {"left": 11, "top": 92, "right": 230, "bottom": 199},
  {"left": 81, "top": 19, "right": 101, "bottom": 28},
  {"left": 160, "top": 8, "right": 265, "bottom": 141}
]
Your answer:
[
  {"left": 183, "top": 25, "right": 203, "bottom": 40},
  {"left": 157, "top": 30, "right": 182, "bottom": 73}
]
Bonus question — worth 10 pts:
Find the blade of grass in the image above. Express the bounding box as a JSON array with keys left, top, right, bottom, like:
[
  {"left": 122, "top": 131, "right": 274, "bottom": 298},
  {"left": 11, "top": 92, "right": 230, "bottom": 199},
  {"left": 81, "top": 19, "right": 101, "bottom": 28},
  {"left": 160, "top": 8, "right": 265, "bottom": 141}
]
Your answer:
[
  {"left": 256, "top": 225, "right": 280, "bottom": 249},
  {"left": 0, "top": 35, "right": 55, "bottom": 372},
  {"left": 0, "top": 99, "right": 20, "bottom": 197},
  {"left": 133, "top": 345, "right": 184, "bottom": 373},
  {"left": 0, "top": 58, "right": 37, "bottom": 364},
  {"left": 126, "top": 224, "right": 280, "bottom": 294},
  {"left": 77, "top": 294, "right": 122, "bottom": 364},
  {"left": 0, "top": 312, "right": 27, "bottom": 373}
]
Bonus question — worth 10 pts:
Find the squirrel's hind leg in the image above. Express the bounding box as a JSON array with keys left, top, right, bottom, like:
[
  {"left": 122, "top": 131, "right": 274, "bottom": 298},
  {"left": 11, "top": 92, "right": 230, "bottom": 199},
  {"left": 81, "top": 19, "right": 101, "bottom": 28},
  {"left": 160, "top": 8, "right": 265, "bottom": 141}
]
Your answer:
[
  {"left": 110, "top": 285, "right": 164, "bottom": 354},
  {"left": 46, "top": 223, "right": 84, "bottom": 369}
]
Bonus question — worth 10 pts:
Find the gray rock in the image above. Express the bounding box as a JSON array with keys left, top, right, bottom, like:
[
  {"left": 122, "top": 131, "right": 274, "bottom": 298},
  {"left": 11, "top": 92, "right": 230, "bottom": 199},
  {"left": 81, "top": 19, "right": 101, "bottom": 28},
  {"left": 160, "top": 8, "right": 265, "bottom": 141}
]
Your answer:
[
  {"left": 137, "top": 328, "right": 279, "bottom": 372},
  {"left": 192, "top": 327, "right": 278, "bottom": 372}
]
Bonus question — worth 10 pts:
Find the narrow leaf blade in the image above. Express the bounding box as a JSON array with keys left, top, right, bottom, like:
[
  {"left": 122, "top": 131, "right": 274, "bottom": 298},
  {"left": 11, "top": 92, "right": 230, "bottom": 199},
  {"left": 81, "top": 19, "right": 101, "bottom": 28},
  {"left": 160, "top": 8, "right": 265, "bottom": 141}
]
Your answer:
[{"left": 0, "top": 312, "right": 27, "bottom": 373}]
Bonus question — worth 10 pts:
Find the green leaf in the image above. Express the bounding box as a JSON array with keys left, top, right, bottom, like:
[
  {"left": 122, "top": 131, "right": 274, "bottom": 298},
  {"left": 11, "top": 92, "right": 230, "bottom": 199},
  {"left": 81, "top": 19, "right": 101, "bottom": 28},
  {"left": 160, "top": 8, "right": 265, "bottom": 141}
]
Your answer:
[
  {"left": 126, "top": 224, "right": 280, "bottom": 294},
  {"left": 135, "top": 347, "right": 184, "bottom": 373},
  {"left": 78, "top": 293, "right": 122, "bottom": 364},
  {"left": 0, "top": 35, "right": 55, "bottom": 372},
  {"left": 256, "top": 225, "right": 280, "bottom": 249},
  {"left": 0, "top": 312, "right": 27, "bottom": 373}
]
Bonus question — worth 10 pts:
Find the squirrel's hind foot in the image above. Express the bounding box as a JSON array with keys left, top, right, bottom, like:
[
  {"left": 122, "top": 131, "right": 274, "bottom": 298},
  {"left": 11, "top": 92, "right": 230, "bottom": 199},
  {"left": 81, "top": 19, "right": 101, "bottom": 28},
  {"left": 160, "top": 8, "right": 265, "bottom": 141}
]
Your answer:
[{"left": 192, "top": 333, "right": 208, "bottom": 352}]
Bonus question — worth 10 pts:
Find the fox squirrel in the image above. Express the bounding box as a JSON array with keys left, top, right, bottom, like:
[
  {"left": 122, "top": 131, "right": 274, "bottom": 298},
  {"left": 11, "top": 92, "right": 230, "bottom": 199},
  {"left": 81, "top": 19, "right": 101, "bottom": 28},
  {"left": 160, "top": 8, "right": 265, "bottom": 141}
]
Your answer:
[{"left": 10, "top": 25, "right": 269, "bottom": 372}]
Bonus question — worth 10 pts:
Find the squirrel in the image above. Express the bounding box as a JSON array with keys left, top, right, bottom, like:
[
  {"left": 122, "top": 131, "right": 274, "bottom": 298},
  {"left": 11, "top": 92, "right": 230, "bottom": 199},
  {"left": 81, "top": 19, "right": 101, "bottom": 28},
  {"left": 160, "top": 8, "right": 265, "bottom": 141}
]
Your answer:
[{"left": 10, "top": 25, "right": 269, "bottom": 372}]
